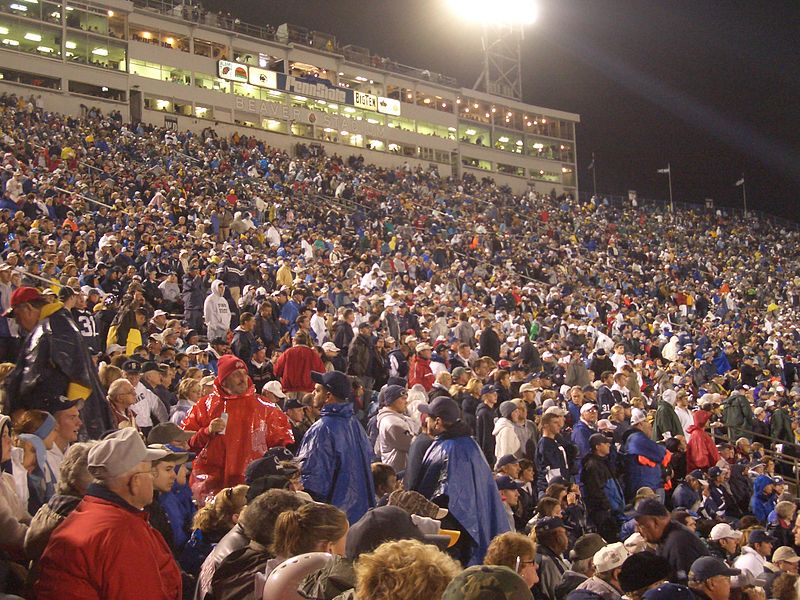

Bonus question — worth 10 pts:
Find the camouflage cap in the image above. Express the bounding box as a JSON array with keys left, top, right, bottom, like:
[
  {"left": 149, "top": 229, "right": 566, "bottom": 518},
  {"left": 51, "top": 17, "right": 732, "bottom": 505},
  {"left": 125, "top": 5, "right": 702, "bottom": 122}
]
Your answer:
[{"left": 441, "top": 565, "right": 533, "bottom": 600}]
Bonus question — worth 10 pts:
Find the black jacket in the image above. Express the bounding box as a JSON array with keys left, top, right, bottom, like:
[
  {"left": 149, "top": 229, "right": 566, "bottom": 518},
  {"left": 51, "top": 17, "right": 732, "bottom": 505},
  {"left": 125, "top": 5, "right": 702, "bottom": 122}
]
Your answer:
[
  {"left": 581, "top": 453, "right": 614, "bottom": 513},
  {"left": 4, "top": 304, "right": 112, "bottom": 439},
  {"left": 479, "top": 328, "right": 501, "bottom": 361},
  {"left": 475, "top": 402, "right": 496, "bottom": 466},
  {"left": 657, "top": 520, "right": 710, "bottom": 584}
]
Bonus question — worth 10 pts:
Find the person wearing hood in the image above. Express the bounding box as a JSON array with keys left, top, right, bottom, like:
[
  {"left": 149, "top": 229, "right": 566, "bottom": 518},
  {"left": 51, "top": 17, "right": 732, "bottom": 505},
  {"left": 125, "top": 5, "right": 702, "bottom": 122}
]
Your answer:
[
  {"left": 204, "top": 279, "right": 231, "bottom": 342},
  {"left": 621, "top": 412, "right": 670, "bottom": 502},
  {"left": 411, "top": 396, "right": 510, "bottom": 566},
  {"left": 297, "top": 371, "right": 376, "bottom": 523},
  {"left": 181, "top": 354, "right": 294, "bottom": 503},
  {"left": 750, "top": 474, "right": 778, "bottom": 525},
  {"left": 686, "top": 410, "right": 720, "bottom": 472},
  {"left": 493, "top": 400, "right": 522, "bottom": 462},
  {"left": 651, "top": 389, "right": 684, "bottom": 444},
  {"left": 661, "top": 336, "right": 680, "bottom": 363},
  {"left": 374, "top": 385, "right": 417, "bottom": 471},
  {"left": 0, "top": 413, "right": 31, "bottom": 553}
]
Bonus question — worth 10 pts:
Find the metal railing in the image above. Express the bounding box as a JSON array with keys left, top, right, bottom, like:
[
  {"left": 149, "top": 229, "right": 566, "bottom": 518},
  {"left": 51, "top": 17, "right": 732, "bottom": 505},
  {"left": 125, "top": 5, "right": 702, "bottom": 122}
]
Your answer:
[{"left": 713, "top": 425, "right": 800, "bottom": 495}]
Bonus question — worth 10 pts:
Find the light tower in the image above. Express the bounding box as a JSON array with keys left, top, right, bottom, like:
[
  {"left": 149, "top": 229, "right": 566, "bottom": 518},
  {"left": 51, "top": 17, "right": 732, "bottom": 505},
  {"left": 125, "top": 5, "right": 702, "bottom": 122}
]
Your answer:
[{"left": 447, "top": 0, "right": 537, "bottom": 101}]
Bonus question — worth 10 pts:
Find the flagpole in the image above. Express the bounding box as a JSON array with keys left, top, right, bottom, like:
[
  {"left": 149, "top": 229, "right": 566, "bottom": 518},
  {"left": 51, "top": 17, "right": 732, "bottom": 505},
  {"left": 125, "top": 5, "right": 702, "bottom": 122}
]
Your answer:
[
  {"left": 742, "top": 176, "right": 748, "bottom": 216},
  {"left": 667, "top": 162, "right": 674, "bottom": 213},
  {"left": 592, "top": 152, "right": 597, "bottom": 198}
]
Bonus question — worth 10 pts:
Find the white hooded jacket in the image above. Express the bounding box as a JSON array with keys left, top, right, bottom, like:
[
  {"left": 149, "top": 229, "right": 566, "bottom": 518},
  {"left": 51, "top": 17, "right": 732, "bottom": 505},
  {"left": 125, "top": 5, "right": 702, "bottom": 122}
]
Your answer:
[
  {"left": 492, "top": 417, "right": 521, "bottom": 463},
  {"left": 204, "top": 279, "right": 231, "bottom": 332}
]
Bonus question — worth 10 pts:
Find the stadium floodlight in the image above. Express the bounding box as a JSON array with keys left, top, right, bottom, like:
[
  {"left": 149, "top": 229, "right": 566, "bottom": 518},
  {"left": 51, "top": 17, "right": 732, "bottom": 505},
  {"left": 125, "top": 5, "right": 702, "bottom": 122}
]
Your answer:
[
  {"left": 446, "top": 0, "right": 536, "bottom": 100},
  {"left": 446, "top": 0, "right": 537, "bottom": 26}
]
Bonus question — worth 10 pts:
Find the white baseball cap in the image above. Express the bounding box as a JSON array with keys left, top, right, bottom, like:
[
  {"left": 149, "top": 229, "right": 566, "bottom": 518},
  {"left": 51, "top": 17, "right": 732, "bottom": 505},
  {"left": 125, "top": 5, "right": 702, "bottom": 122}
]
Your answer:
[
  {"left": 262, "top": 380, "right": 287, "bottom": 399},
  {"left": 580, "top": 403, "right": 598, "bottom": 415},
  {"left": 709, "top": 523, "right": 742, "bottom": 541},
  {"left": 593, "top": 542, "right": 629, "bottom": 573}
]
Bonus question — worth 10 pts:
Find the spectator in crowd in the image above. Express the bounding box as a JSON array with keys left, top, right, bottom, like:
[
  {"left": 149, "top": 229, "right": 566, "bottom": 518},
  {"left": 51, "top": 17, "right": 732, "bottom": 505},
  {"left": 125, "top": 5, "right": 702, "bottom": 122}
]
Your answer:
[
  {"left": 181, "top": 354, "right": 293, "bottom": 502},
  {"left": 622, "top": 412, "right": 668, "bottom": 502},
  {"left": 556, "top": 534, "right": 606, "bottom": 600},
  {"left": 3, "top": 287, "right": 111, "bottom": 438},
  {"left": 582, "top": 433, "right": 624, "bottom": 542},
  {"left": 298, "top": 371, "right": 376, "bottom": 523},
  {"left": 733, "top": 529, "right": 775, "bottom": 578},
  {"left": 686, "top": 409, "right": 721, "bottom": 472},
  {"left": 374, "top": 384, "right": 416, "bottom": 471},
  {"left": 707, "top": 523, "right": 742, "bottom": 565},
  {"left": 355, "top": 538, "right": 461, "bottom": 600},
  {"left": 273, "top": 331, "right": 326, "bottom": 399},
  {"left": 750, "top": 474, "right": 778, "bottom": 524},
  {"left": 34, "top": 428, "right": 182, "bottom": 599},
  {"left": 412, "top": 396, "right": 510, "bottom": 565},
  {"left": 632, "top": 498, "right": 709, "bottom": 584},
  {"left": 573, "top": 542, "right": 628, "bottom": 600},
  {"left": 686, "top": 556, "right": 740, "bottom": 600},
  {"left": 442, "top": 564, "right": 533, "bottom": 600},
  {"left": 475, "top": 384, "right": 498, "bottom": 466},
  {"left": 618, "top": 551, "right": 673, "bottom": 600},
  {"left": 484, "top": 531, "right": 540, "bottom": 588},
  {"left": 0, "top": 413, "right": 30, "bottom": 555},
  {"left": 536, "top": 410, "right": 571, "bottom": 496},
  {"left": 533, "top": 516, "right": 572, "bottom": 600}
]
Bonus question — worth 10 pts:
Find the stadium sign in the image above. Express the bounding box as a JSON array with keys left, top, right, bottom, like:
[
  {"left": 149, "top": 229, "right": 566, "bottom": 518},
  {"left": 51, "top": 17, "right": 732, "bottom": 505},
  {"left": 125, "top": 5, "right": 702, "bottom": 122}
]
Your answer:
[
  {"left": 234, "top": 96, "right": 387, "bottom": 138},
  {"left": 220, "top": 61, "right": 400, "bottom": 116}
]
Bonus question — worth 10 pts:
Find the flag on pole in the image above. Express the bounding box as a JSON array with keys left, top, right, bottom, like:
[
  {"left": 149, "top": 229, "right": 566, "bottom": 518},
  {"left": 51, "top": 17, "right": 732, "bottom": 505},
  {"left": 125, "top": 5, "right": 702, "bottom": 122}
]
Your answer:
[
  {"left": 657, "top": 167, "right": 670, "bottom": 174},
  {"left": 735, "top": 177, "right": 745, "bottom": 187}
]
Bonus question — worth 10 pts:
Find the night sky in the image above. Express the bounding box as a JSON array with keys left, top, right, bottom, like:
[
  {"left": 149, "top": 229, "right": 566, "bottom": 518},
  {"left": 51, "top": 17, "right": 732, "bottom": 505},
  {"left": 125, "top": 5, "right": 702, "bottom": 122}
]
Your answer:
[{"left": 207, "top": 0, "right": 800, "bottom": 221}]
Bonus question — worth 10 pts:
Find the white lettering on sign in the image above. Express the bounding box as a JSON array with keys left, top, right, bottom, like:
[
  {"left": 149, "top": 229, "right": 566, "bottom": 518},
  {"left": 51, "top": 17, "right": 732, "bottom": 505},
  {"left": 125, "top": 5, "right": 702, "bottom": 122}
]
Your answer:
[
  {"left": 248, "top": 66, "right": 277, "bottom": 89},
  {"left": 353, "top": 91, "right": 378, "bottom": 111},
  {"left": 284, "top": 75, "right": 348, "bottom": 104},
  {"left": 234, "top": 97, "right": 386, "bottom": 138},
  {"left": 377, "top": 96, "right": 401, "bottom": 116}
]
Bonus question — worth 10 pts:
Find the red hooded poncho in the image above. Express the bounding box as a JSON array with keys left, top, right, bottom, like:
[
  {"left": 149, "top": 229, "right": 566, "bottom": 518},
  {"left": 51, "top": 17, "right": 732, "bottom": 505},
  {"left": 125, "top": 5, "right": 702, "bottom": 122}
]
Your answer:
[
  {"left": 686, "top": 410, "right": 720, "bottom": 472},
  {"left": 182, "top": 355, "right": 294, "bottom": 503}
]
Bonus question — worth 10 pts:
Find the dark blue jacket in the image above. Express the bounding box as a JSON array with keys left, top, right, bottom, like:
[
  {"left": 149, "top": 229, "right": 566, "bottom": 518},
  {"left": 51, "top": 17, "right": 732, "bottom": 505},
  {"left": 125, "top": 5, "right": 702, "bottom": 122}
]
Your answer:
[
  {"left": 622, "top": 429, "right": 667, "bottom": 500},
  {"left": 670, "top": 482, "right": 700, "bottom": 511},
  {"left": 571, "top": 419, "right": 596, "bottom": 481},
  {"left": 297, "top": 402, "right": 376, "bottom": 523},
  {"left": 158, "top": 480, "right": 196, "bottom": 550},
  {"left": 751, "top": 474, "right": 777, "bottom": 524},
  {"left": 412, "top": 421, "right": 510, "bottom": 565}
]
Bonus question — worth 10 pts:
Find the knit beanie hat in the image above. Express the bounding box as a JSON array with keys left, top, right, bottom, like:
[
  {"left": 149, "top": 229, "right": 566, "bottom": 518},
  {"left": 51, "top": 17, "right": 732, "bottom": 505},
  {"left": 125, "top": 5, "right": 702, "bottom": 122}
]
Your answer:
[{"left": 216, "top": 354, "right": 247, "bottom": 384}]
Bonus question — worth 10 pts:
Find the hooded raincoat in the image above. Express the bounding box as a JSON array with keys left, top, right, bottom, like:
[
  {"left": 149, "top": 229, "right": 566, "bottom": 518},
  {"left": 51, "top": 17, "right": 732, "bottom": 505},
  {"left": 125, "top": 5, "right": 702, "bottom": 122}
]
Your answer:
[
  {"left": 412, "top": 421, "right": 510, "bottom": 565},
  {"left": 182, "top": 371, "right": 294, "bottom": 503},
  {"left": 297, "top": 402, "right": 376, "bottom": 523},
  {"left": 750, "top": 474, "right": 777, "bottom": 524},
  {"left": 686, "top": 410, "right": 720, "bottom": 472}
]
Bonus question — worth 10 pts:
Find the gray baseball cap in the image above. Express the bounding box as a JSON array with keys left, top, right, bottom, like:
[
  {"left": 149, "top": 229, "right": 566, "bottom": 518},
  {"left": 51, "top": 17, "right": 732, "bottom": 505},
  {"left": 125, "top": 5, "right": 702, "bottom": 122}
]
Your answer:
[{"left": 88, "top": 428, "right": 170, "bottom": 479}]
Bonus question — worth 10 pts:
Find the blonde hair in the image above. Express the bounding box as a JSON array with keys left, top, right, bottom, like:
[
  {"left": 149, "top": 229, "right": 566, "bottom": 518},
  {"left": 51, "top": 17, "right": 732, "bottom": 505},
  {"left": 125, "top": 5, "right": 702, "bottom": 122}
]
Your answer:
[
  {"left": 355, "top": 539, "right": 461, "bottom": 600},
  {"left": 192, "top": 484, "right": 249, "bottom": 534},
  {"left": 99, "top": 363, "right": 123, "bottom": 389},
  {"left": 485, "top": 532, "right": 536, "bottom": 570},
  {"left": 465, "top": 377, "right": 482, "bottom": 396},
  {"left": 177, "top": 377, "right": 201, "bottom": 400},
  {"left": 271, "top": 502, "right": 348, "bottom": 557}
]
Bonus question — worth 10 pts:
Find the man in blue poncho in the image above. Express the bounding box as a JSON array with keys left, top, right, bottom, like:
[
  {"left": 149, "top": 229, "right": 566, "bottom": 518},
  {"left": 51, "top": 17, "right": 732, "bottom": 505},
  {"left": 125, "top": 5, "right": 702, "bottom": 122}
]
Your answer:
[
  {"left": 411, "top": 396, "right": 510, "bottom": 565},
  {"left": 297, "top": 371, "right": 376, "bottom": 523},
  {"left": 750, "top": 474, "right": 777, "bottom": 525},
  {"left": 622, "top": 411, "right": 670, "bottom": 502}
]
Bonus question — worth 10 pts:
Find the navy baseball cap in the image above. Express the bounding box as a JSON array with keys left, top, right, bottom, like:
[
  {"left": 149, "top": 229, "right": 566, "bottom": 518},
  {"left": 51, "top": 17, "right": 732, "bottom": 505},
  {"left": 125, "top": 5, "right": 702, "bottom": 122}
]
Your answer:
[
  {"left": 748, "top": 530, "right": 776, "bottom": 545},
  {"left": 311, "top": 371, "right": 353, "bottom": 402},
  {"left": 688, "top": 557, "right": 740, "bottom": 582},
  {"left": 495, "top": 475, "right": 522, "bottom": 492},
  {"left": 688, "top": 469, "right": 705, "bottom": 480},
  {"left": 480, "top": 384, "right": 497, "bottom": 396},
  {"left": 643, "top": 583, "right": 695, "bottom": 600},
  {"left": 534, "top": 516, "right": 571, "bottom": 533},
  {"left": 419, "top": 396, "right": 461, "bottom": 423},
  {"left": 382, "top": 384, "right": 408, "bottom": 406}
]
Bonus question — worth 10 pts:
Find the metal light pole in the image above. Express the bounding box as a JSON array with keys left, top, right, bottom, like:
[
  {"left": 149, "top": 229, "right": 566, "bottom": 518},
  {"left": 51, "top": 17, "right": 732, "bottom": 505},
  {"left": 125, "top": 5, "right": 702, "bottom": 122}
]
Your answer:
[{"left": 667, "top": 163, "right": 673, "bottom": 213}]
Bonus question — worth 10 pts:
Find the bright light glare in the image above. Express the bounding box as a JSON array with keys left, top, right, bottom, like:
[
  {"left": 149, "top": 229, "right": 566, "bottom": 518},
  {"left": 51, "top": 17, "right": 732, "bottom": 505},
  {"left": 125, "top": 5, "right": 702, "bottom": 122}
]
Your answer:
[{"left": 446, "top": 0, "right": 537, "bottom": 25}]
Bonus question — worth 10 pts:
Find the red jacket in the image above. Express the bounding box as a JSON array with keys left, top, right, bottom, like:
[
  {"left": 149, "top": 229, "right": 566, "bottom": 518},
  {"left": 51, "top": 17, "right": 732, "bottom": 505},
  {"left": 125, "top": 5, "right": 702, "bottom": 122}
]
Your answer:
[
  {"left": 35, "top": 492, "right": 182, "bottom": 600},
  {"left": 686, "top": 410, "right": 721, "bottom": 472},
  {"left": 273, "top": 345, "right": 326, "bottom": 393},
  {"left": 182, "top": 380, "right": 294, "bottom": 503},
  {"left": 408, "top": 356, "right": 435, "bottom": 391}
]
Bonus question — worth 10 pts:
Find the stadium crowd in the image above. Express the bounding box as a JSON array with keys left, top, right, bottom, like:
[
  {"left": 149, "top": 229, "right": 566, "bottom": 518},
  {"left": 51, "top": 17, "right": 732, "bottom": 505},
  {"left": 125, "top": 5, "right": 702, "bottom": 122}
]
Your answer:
[{"left": 0, "top": 91, "right": 800, "bottom": 600}]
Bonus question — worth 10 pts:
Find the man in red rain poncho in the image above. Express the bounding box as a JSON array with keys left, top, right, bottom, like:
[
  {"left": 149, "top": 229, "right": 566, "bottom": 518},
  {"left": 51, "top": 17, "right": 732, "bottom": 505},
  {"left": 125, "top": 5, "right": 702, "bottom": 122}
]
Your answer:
[
  {"left": 182, "top": 354, "right": 294, "bottom": 502},
  {"left": 686, "top": 409, "right": 721, "bottom": 472}
]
